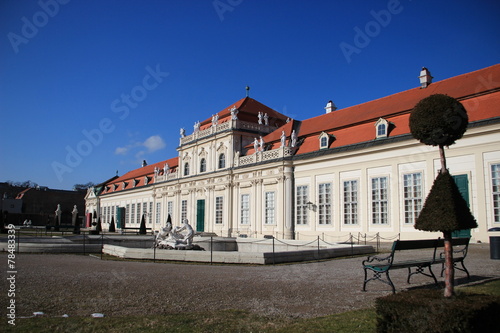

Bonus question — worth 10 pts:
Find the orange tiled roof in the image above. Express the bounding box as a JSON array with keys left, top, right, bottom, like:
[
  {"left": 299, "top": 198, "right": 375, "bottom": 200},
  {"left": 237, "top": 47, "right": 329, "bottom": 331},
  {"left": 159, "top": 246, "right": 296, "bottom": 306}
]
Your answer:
[
  {"left": 199, "top": 97, "right": 289, "bottom": 130},
  {"left": 102, "top": 157, "right": 178, "bottom": 194},
  {"left": 292, "top": 64, "right": 500, "bottom": 155}
]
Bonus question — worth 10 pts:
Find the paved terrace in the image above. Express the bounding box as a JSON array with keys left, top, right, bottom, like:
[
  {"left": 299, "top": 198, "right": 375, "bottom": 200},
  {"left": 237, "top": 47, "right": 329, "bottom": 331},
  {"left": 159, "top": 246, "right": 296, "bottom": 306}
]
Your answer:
[{"left": 0, "top": 243, "right": 498, "bottom": 319}]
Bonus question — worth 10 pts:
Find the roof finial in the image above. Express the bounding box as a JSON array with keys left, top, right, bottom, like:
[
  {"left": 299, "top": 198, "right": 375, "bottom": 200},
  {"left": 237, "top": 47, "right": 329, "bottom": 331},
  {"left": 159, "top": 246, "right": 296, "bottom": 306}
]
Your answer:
[{"left": 245, "top": 85, "right": 250, "bottom": 97}]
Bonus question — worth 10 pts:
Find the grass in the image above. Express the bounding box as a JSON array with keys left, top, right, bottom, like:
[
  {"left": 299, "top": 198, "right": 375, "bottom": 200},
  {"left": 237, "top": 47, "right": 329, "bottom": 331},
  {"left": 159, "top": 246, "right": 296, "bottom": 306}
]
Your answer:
[
  {"left": 2, "top": 308, "right": 376, "bottom": 333},
  {"left": 2, "top": 280, "right": 499, "bottom": 333}
]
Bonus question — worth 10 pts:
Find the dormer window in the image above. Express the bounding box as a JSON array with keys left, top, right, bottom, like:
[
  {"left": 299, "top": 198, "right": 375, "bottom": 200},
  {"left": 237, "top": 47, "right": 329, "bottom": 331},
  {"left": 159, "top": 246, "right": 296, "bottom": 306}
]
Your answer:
[
  {"left": 144, "top": 176, "right": 149, "bottom": 185},
  {"left": 133, "top": 179, "right": 139, "bottom": 188},
  {"left": 113, "top": 184, "right": 118, "bottom": 191},
  {"left": 122, "top": 181, "right": 127, "bottom": 190},
  {"left": 375, "top": 118, "right": 389, "bottom": 138},
  {"left": 319, "top": 132, "right": 334, "bottom": 149}
]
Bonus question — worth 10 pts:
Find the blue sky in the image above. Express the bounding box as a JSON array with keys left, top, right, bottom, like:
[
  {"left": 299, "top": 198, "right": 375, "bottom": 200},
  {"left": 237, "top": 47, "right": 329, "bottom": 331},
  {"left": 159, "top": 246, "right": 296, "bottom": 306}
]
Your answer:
[{"left": 1, "top": 0, "right": 499, "bottom": 190}]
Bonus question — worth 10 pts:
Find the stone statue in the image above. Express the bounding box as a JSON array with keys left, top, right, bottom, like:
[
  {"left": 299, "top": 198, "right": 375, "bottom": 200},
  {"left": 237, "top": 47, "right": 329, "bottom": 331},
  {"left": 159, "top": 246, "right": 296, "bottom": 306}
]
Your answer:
[
  {"left": 194, "top": 121, "right": 200, "bottom": 132},
  {"left": 280, "top": 131, "right": 286, "bottom": 147},
  {"left": 55, "top": 204, "right": 62, "bottom": 225},
  {"left": 253, "top": 138, "right": 259, "bottom": 153},
  {"left": 71, "top": 205, "right": 78, "bottom": 225},
  {"left": 258, "top": 112, "right": 263, "bottom": 124},
  {"left": 230, "top": 107, "right": 239, "bottom": 120},
  {"left": 291, "top": 130, "right": 297, "bottom": 147},
  {"left": 259, "top": 136, "right": 264, "bottom": 151},
  {"left": 180, "top": 128, "right": 185, "bottom": 137},
  {"left": 264, "top": 113, "right": 269, "bottom": 126},
  {"left": 163, "top": 163, "right": 169, "bottom": 174},
  {"left": 155, "top": 219, "right": 196, "bottom": 250}
]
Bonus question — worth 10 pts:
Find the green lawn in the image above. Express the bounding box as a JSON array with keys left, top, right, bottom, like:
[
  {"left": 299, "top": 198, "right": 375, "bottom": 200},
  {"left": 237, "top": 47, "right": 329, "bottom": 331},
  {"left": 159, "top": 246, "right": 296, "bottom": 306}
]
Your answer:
[{"left": 3, "top": 280, "right": 499, "bottom": 333}]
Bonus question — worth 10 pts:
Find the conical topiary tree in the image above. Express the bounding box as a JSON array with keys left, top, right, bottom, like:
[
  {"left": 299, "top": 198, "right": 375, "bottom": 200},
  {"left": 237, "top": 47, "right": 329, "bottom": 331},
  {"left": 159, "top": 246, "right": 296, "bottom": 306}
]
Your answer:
[
  {"left": 95, "top": 217, "right": 102, "bottom": 234},
  {"left": 108, "top": 216, "right": 116, "bottom": 232},
  {"left": 139, "top": 214, "right": 147, "bottom": 235},
  {"left": 410, "top": 94, "right": 477, "bottom": 297}
]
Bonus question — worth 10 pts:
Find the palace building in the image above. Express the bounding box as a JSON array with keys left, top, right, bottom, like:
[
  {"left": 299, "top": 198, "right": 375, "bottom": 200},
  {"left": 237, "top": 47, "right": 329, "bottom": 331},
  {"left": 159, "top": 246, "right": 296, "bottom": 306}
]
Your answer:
[{"left": 85, "top": 64, "right": 500, "bottom": 243}]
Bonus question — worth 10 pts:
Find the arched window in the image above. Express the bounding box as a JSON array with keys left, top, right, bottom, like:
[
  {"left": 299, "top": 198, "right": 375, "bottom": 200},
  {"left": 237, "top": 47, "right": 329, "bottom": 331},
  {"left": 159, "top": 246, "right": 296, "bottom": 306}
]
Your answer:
[
  {"left": 200, "top": 158, "right": 207, "bottom": 172},
  {"left": 377, "top": 123, "right": 387, "bottom": 137},
  {"left": 320, "top": 136, "right": 328, "bottom": 148},
  {"left": 184, "top": 163, "right": 190, "bottom": 176},
  {"left": 375, "top": 118, "right": 389, "bottom": 138},
  {"left": 218, "top": 153, "right": 225, "bottom": 169}
]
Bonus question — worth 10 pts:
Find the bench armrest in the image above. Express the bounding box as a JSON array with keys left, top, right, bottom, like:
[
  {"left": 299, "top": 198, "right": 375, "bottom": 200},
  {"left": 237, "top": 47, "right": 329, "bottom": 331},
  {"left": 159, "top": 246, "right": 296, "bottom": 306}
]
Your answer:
[{"left": 363, "top": 253, "right": 392, "bottom": 266}]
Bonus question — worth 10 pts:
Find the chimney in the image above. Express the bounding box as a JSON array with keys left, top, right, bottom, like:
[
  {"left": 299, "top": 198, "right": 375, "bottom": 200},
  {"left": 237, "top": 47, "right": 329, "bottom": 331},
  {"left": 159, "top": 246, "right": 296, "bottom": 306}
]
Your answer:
[
  {"left": 325, "top": 100, "right": 337, "bottom": 113},
  {"left": 142, "top": 160, "right": 147, "bottom": 167},
  {"left": 418, "top": 67, "right": 433, "bottom": 88}
]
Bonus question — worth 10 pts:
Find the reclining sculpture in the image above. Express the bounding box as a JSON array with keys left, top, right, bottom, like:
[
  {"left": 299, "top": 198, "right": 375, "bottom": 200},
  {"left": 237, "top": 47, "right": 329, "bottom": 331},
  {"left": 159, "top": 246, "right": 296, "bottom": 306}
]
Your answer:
[{"left": 155, "top": 218, "right": 196, "bottom": 250}]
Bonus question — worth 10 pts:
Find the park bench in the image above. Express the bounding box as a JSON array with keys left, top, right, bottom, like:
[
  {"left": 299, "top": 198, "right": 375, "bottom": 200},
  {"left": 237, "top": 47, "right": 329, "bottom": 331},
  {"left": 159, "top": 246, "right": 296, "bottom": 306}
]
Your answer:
[
  {"left": 362, "top": 238, "right": 470, "bottom": 293},
  {"left": 435, "top": 237, "right": 471, "bottom": 279}
]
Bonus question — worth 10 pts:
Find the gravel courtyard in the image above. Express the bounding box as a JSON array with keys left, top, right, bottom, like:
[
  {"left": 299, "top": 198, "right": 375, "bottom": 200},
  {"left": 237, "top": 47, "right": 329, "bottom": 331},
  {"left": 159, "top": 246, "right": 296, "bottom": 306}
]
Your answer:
[{"left": 1, "top": 243, "right": 499, "bottom": 319}]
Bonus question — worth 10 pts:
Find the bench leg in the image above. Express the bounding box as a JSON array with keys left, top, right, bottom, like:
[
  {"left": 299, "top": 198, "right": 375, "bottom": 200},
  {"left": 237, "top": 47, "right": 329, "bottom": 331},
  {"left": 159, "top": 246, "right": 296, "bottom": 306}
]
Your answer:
[
  {"left": 408, "top": 265, "right": 438, "bottom": 286},
  {"left": 441, "top": 261, "right": 470, "bottom": 280},
  {"left": 363, "top": 269, "right": 396, "bottom": 293}
]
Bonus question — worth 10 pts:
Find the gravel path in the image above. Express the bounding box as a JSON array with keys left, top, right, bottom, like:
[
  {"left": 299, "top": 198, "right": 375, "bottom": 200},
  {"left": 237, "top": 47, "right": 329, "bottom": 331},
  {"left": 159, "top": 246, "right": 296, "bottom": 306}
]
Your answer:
[{"left": 1, "top": 243, "right": 499, "bottom": 319}]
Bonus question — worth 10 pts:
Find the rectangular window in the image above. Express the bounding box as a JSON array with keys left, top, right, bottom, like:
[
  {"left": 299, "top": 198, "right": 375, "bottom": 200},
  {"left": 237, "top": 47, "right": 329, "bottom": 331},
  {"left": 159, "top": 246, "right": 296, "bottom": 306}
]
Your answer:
[
  {"left": 125, "top": 204, "right": 130, "bottom": 225},
  {"left": 318, "top": 183, "right": 332, "bottom": 225},
  {"left": 131, "top": 203, "right": 136, "bottom": 224},
  {"left": 492, "top": 164, "right": 500, "bottom": 223},
  {"left": 296, "top": 185, "right": 309, "bottom": 225},
  {"left": 181, "top": 200, "right": 188, "bottom": 221},
  {"left": 167, "top": 201, "right": 173, "bottom": 221},
  {"left": 372, "top": 177, "right": 389, "bottom": 224},
  {"left": 343, "top": 180, "right": 358, "bottom": 225},
  {"left": 240, "top": 194, "right": 250, "bottom": 224},
  {"left": 265, "top": 191, "right": 275, "bottom": 225},
  {"left": 142, "top": 203, "right": 148, "bottom": 224},
  {"left": 155, "top": 202, "right": 161, "bottom": 224},
  {"left": 403, "top": 173, "right": 423, "bottom": 224},
  {"left": 215, "top": 197, "right": 223, "bottom": 224},
  {"left": 137, "top": 202, "right": 141, "bottom": 224},
  {"left": 149, "top": 202, "right": 153, "bottom": 223}
]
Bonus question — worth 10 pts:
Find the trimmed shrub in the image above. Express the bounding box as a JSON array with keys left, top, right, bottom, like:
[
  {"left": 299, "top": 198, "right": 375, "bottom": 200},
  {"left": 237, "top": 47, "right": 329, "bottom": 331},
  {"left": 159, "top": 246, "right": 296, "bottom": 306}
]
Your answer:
[{"left": 376, "top": 289, "right": 500, "bottom": 333}]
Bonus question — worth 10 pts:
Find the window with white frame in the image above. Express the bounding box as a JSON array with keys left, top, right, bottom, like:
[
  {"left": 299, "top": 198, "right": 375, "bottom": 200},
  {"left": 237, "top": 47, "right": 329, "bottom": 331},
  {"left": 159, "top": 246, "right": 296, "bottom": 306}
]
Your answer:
[
  {"left": 155, "top": 202, "right": 161, "bottom": 224},
  {"left": 240, "top": 194, "right": 250, "bottom": 224},
  {"left": 403, "top": 173, "right": 423, "bottom": 224},
  {"left": 181, "top": 200, "right": 188, "bottom": 221},
  {"left": 136, "top": 202, "right": 141, "bottom": 224},
  {"left": 184, "top": 163, "right": 190, "bottom": 176},
  {"left": 492, "top": 164, "right": 500, "bottom": 223},
  {"left": 215, "top": 196, "right": 223, "bottom": 224},
  {"left": 343, "top": 180, "right": 358, "bottom": 224},
  {"left": 149, "top": 202, "right": 153, "bottom": 223},
  {"left": 265, "top": 191, "right": 275, "bottom": 225},
  {"left": 375, "top": 118, "right": 389, "bottom": 138},
  {"left": 125, "top": 204, "right": 130, "bottom": 225},
  {"left": 296, "top": 185, "right": 309, "bottom": 225},
  {"left": 131, "top": 203, "right": 136, "bottom": 224},
  {"left": 318, "top": 183, "right": 332, "bottom": 225},
  {"left": 167, "top": 201, "right": 173, "bottom": 221},
  {"left": 372, "top": 177, "right": 389, "bottom": 224},
  {"left": 142, "top": 203, "right": 148, "bottom": 224}
]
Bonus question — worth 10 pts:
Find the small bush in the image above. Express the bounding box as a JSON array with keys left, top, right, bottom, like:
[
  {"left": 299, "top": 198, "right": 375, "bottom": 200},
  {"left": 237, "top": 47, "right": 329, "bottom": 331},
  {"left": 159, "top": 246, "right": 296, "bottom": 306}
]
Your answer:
[{"left": 376, "top": 289, "right": 500, "bottom": 333}]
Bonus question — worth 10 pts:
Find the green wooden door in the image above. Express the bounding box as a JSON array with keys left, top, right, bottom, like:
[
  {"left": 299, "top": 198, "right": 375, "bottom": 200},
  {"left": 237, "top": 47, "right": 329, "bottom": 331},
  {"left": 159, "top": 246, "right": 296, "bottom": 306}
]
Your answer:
[
  {"left": 452, "top": 174, "right": 471, "bottom": 238},
  {"left": 196, "top": 200, "right": 205, "bottom": 232},
  {"left": 116, "top": 207, "right": 125, "bottom": 229}
]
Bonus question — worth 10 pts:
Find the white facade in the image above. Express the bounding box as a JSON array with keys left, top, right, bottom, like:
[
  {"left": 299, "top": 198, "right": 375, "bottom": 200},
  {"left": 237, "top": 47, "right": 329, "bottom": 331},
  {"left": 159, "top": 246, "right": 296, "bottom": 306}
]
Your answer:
[{"left": 86, "top": 65, "right": 500, "bottom": 243}]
